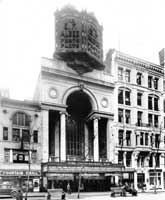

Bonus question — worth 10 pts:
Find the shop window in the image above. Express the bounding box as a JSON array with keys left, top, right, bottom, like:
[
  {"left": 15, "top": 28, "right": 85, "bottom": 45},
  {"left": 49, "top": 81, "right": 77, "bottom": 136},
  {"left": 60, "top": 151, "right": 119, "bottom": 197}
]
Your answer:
[
  {"left": 125, "top": 110, "right": 131, "bottom": 124},
  {"left": 118, "top": 67, "right": 123, "bottom": 81},
  {"left": 33, "top": 130, "right": 38, "bottom": 143},
  {"left": 137, "top": 93, "right": 142, "bottom": 106},
  {"left": 125, "top": 69, "right": 130, "bottom": 82},
  {"left": 3, "top": 127, "right": 8, "bottom": 140},
  {"left": 12, "top": 128, "right": 20, "bottom": 141},
  {"left": 118, "top": 109, "right": 124, "bottom": 123},
  {"left": 136, "top": 72, "right": 142, "bottom": 85}
]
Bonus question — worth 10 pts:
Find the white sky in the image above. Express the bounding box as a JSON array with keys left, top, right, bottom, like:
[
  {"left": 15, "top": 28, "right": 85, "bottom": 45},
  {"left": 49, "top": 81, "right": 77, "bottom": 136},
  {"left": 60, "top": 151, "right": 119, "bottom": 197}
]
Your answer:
[{"left": 0, "top": 0, "right": 165, "bottom": 100}]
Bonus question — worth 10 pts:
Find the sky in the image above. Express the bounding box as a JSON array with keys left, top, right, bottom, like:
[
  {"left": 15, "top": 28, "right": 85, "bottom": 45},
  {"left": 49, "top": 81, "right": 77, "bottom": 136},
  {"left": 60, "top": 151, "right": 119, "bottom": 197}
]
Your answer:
[{"left": 0, "top": 0, "right": 165, "bottom": 100}]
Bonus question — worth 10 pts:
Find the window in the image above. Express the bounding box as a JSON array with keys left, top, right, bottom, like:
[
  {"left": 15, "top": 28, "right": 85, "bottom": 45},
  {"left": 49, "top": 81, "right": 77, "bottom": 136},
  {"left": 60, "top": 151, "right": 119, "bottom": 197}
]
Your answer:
[
  {"left": 148, "top": 114, "right": 153, "bottom": 127},
  {"left": 154, "top": 115, "right": 159, "bottom": 128},
  {"left": 140, "top": 132, "right": 144, "bottom": 145},
  {"left": 118, "top": 130, "right": 124, "bottom": 146},
  {"left": 12, "top": 112, "right": 30, "bottom": 126},
  {"left": 118, "top": 109, "right": 124, "bottom": 123},
  {"left": 118, "top": 88, "right": 131, "bottom": 106},
  {"left": 12, "top": 128, "right": 20, "bottom": 141},
  {"left": 22, "top": 129, "right": 30, "bottom": 142},
  {"left": 137, "top": 72, "right": 142, "bottom": 85},
  {"left": 126, "top": 131, "right": 131, "bottom": 146},
  {"left": 4, "top": 149, "right": 10, "bottom": 162},
  {"left": 154, "top": 97, "right": 159, "bottom": 111},
  {"left": 154, "top": 78, "right": 159, "bottom": 90},
  {"left": 137, "top": 93, "right": 142, "bottom": 106},
  {"left": 145, "top": 133, "right": 149, "bottom": 146},
  {"left": 126, "top": 152, "right": 132, "bottom": 167},
  {"left": 33, "top": 130, "right": 38, "bottom": 143},
  {"left": 148, "top": 96, "right": 153, "bottom": 109},
  {"left": 155, "top": 134, "right": 160, "bottom": 148},
  {"left": 125, "top": 91, "right": 130, "bottom": 105},
  {"left": 125, "top": 110, "right": 131, "bottom": 124},
  {"left": 137, "top": 111, "right": 143, "bottom": 126},
  {"left": 3, "top": 127, "right": 8, "bottom": 140},
  {"left": 148, "top": 76, "right": 153, "bottom": 88},
  {"left": 118, "top": 89, "right": 124, "bottom": 104},
  {"left": 125, "top": 69, "right": 130, "bottom": 82},
  {"left": 118, "top": 68, "right": 123, "bottom": 81}
]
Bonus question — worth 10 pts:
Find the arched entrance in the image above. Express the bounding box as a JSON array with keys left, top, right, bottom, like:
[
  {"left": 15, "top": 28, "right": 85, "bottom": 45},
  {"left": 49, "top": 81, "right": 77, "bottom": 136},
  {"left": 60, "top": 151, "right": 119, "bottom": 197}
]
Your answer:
[{"left": 66, "top": 90, "right": 92, "bottom": 160}]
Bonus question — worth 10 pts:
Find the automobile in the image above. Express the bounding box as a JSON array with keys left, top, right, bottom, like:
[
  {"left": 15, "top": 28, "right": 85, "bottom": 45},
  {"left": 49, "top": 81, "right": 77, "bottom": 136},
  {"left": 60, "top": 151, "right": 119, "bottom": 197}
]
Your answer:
[{"left": 0, "top": 183, "right": 20, "bottom": 197}]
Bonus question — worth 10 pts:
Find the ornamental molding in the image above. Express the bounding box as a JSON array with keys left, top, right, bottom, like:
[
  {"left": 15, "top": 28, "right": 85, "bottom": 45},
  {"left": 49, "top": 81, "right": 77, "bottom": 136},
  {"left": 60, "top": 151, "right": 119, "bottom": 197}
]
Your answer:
[{"left": 115, "top": 52, "right": 163, "bottom": 75}]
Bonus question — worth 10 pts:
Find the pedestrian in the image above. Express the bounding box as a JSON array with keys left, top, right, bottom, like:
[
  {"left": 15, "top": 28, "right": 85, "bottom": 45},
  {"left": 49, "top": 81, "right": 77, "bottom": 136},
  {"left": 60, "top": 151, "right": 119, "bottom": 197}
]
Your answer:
[
  {"left": 61, "top": 189, "right": 66, "bottom": 200},
  {"left": 67, "top": 183, "right": 71, "bottom": 195},
  {"left": 16, "top": 190, "right": 23, "bottom": 200}
]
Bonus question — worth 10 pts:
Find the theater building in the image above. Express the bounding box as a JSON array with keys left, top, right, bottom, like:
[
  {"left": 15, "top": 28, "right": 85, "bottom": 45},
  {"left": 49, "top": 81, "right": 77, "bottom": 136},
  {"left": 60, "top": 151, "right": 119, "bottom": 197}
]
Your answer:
[{"left": 0, "top": 5, "right": 165, "bottom": 192}]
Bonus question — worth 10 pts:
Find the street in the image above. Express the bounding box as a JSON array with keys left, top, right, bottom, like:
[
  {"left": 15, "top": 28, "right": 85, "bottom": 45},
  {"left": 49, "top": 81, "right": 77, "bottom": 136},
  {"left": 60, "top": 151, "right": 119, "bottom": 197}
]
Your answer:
[{"left": 1, "top": 192, "right": 165, "bottom": 200}]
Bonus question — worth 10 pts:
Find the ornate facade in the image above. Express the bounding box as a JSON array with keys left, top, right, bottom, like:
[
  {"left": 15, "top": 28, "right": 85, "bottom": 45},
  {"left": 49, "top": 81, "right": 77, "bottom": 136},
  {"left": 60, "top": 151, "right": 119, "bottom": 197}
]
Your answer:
[{"left": 0, "top": 6, "right": 165, "bottom": 192}]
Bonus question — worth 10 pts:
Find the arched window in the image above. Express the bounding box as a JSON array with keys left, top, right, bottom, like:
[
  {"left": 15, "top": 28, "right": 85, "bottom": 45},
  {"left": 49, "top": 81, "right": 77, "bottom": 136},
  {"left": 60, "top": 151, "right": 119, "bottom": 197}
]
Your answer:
[
  {"left": 12, "top": 112, "right": 30, "bottom": 126},
  {"left": 12, "top": 112, "right": 30, "bottom": 142}
]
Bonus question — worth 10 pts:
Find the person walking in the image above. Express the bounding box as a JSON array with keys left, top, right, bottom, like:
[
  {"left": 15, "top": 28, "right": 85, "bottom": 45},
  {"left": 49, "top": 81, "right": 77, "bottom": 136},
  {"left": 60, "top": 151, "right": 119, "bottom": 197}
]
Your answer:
[{"left": 67, "top": 183, "right": 71, "bottom": 195}]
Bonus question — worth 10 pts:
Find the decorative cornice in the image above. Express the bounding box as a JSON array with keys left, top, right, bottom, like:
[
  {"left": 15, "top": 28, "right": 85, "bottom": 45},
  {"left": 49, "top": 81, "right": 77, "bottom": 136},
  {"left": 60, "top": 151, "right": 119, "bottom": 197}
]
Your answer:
[
  {"left": 115, "top": 51, "right": 163, "bottom": 75},
  {"left": 0, "top": 98, "right": 41, "bottom": 111}
]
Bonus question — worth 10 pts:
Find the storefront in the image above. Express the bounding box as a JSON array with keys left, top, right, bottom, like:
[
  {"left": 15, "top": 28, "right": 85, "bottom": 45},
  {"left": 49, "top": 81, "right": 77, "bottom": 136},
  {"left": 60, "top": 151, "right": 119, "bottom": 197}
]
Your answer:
[
  {"left": 41, "top": 162, "right": 123, "bottom": 192},
  {"left": 0, "top": 169, "right": 41, "bottom": 192}
]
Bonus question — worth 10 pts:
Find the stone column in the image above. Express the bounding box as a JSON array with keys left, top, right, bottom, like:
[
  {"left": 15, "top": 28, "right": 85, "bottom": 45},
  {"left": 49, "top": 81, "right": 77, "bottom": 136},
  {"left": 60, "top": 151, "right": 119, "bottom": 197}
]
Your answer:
[
  {"left": 60, "top": 111, "right": 66, "bottom": 162},
  {"left": 93, "top": 117, "right": 99, "bottom": 162},
  {"left": 84, "top": 123, "right": 89, "bottom": 160},
  {"left": 42, "top": 110, "right": 49, "bottom": 162},
  {"left": 55, "top": 121, "right": 60, "bottom": 161},
  {"left": 106, "top": 119, "right": 111, "bottom": 161}
]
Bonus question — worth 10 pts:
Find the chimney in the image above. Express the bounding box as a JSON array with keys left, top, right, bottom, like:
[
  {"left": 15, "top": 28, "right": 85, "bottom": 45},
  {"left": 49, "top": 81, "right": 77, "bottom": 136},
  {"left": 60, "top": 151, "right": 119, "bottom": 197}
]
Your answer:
[{"left": 159, "top": 48, "right": 165, "bottom": 66}]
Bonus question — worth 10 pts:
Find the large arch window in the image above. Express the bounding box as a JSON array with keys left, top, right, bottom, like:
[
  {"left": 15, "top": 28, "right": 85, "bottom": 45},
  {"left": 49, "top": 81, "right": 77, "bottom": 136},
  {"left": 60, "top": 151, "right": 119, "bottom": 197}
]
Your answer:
[{"left": 12, "top": 112, "right": 30, "bottom": 142}]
